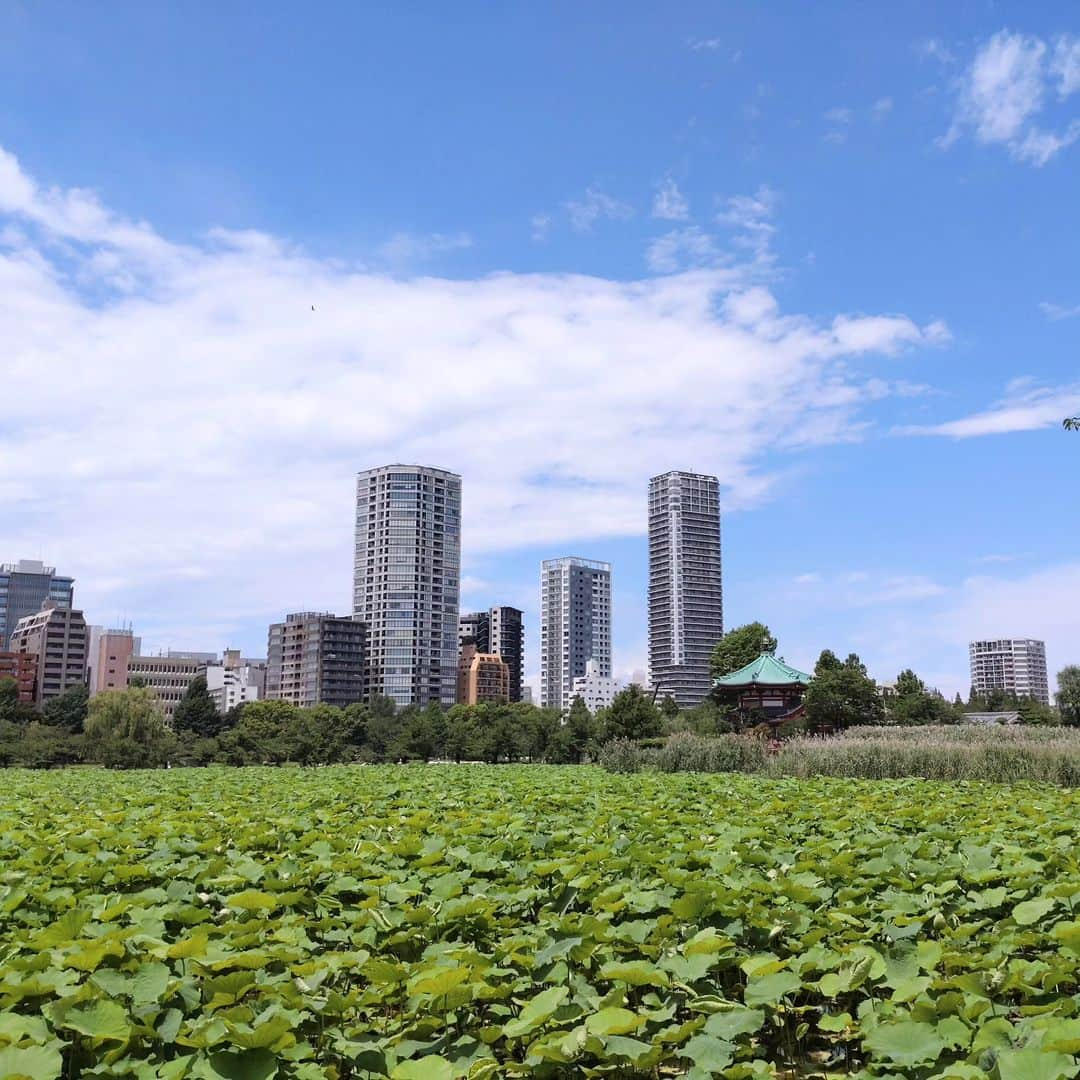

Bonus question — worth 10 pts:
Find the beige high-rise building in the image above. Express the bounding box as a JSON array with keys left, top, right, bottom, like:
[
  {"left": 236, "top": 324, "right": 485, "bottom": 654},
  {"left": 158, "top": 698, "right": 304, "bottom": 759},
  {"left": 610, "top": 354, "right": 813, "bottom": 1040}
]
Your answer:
[
  {"left": 457, "top": 643, "right": 510, "bottom": 705},
  {"left": 266, "top": 613, "right": 365, "bottom": 708},
  {"left": 9, "top": 601, "right": 88, "bottom": 707},
  {"left": 88, "top": 628, "right": 140, "bottom": 696},
  {"left": 126, "top": 654, "right": 206, "bottom": 722}
]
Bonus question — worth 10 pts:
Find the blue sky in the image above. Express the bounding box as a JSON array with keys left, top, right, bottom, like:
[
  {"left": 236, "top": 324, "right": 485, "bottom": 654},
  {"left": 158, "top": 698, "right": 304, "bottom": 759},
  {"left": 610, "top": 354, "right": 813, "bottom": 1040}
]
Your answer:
[{"left": 1, "top": 2, "right": 1078, "bottom": 697}]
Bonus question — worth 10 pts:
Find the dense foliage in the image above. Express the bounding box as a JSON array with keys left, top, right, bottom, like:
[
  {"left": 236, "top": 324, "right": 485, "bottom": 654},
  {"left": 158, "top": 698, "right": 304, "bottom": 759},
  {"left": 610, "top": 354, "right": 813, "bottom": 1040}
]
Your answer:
[
  {"left": 1, "top": 766, "right": 1079, "bottom": 1078},
  {"left": 709, "top": 622, "right": 778, "bottom": 680}
]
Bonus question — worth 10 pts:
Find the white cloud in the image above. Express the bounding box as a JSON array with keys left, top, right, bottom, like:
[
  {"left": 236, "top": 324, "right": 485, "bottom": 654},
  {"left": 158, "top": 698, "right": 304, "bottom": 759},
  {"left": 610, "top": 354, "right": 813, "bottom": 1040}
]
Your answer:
[
  {"left": 688, "top": 37, "right": 723, "bottom": 52},
  {"left": 530, "top": 214, "right": 551, "bottom": 242},
  {"left": 918, "top": 38, "right": 957, "bottom": 66},
  {"left": 646, "top": 226, "right": 722, "bottom": 273},
  {"left": 0, "top": 145, "right": 949, "bottom": 650},
  {"left": 563, "top": 185, "right": 632, "bottom": 232},
  {"left": 825, "top": 106, "right": 853, "bottom": 125},
  {"left": 377, "top": 231, "right": 472, "bottom": 264},
  {"left": 1052, "top": 36, "right": 1080, "bottom": 96},
  {"left": 899, "top": 380, "right": 1080, "bottom": 438},
  {"left": 1040, "top": 300, "right": 1080, "bottom": 320},
  {"left": 943, "top": 30, "right": 1080, "bottom": 165},
  {"left": 652, "top": 177, "right": 689, "bottom": 221},
  {"left": 872, "top": 97, "right": 894, "bottom": 119},
  {"left": 716, "top": 186, "right": 778, "bottom": 264}
]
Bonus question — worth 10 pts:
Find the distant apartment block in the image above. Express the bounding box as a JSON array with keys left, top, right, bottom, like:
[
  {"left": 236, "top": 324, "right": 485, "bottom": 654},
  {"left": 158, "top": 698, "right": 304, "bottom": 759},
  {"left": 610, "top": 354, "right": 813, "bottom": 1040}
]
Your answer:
[
  {"left": 571, "top": 658, "right": 620, "bottom": 713},
  {"left": 0, "top": 652, "right": 38, "bottom": 703},
  {"left": 354, "top": 465, "right": 462, "bottom": 707},
  {"left": 457, "top": 642, "right": 510, "bottom": 705},
  {"left": 206, "top": 649, "right": 266, "bottom": 713},
  {"left": 540, "top": 557, "right": 612, "bottom": 711},
  {"left": 127, "top": 654, "right": 206, "bottom": 722},
  {"left": 266, "top": 612, "right": 365, "bottom": 708},
  {"left": 969, "top": 638, "right": 1050, "bottom": 705},
  {"left": 9, "top": 601, "right": 89, "bottom": 707},
  {"left": 648, "top": 471, "right": 723, "bottom": 709},
  {"left": 459, "top": 606, "right": 525, "bottom": 702},
  {"left": 87, "top": 627, "right": 140, "bottom": 696},
  {"left": 0, "top": 560, "right": 75, "bottom": 650}
]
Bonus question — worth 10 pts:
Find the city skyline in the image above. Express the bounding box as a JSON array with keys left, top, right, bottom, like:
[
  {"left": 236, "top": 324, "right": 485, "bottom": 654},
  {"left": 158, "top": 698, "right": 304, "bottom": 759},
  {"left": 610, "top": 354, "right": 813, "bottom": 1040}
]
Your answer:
[{"left": 2, "top": 6, "right": 1078, "bottom": 696}]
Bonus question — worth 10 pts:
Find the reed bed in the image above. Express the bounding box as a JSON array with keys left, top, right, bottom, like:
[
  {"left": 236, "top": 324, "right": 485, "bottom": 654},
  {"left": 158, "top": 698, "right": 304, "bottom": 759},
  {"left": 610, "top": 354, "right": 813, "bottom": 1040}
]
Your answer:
[{"left": 601, "top": 726, "right": 1080, "bottom": 786}]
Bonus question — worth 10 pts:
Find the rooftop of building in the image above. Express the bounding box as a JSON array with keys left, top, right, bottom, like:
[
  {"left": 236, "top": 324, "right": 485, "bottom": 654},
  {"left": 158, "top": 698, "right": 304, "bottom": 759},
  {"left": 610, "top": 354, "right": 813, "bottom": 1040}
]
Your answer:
[
  {"left": 1, "top": 559, "right": 71, "bottom": 577},
  {"left": 714, "top": 653, "right": 813, "bottom": 688},
  {"left": 542, "top": 556, "right": 612, "bottom": 572}
]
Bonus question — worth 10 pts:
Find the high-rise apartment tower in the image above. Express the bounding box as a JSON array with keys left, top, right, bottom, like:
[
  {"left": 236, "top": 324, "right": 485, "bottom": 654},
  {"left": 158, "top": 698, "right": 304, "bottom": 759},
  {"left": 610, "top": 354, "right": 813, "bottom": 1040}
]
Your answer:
[
  {"left": 354, "top": 465, "right": 462, "bottom": 707},
  {"left": 0, "top": 560, "right": 75, "bottom": 650},
  {"left": 969, "top": 638, "right": 1050, "bottom": 705},
  {"left": 540, "top": 557, "right": 611, "bottom": 711},
  {"left": 648, "top": 471, "right": 724, "bottom": 708}
]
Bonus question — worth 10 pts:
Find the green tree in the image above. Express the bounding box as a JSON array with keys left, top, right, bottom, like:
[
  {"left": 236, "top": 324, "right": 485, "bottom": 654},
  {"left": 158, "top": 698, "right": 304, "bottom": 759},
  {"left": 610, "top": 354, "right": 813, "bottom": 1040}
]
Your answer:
[
  {"left": 0, "top": 677, "right": 19, "bottom": 722},
  {"left": 600, "top": 684, "right": 662, "bottom": 742},
  {"left": 83, "top": 687, "right": 175, "bottom": 768},
  {"left": 659, "top": 695, "right": 679, "bottom": 724},
  {"left": 1065, "top": 417, "right": 1079, "bottom": 430},
  {"left": 220, "top": 700, "right": 297, "bottom": 763},
  {"left": 894, "top": 669, "right": 925, "bottom": 697},
  {"left": 364, "top": 695, "right": 399, "bottom": 761},
  {"left": 710, "top": 622, "right": 778, "bottom": 680},
  {"left": 1057, "top": 665, "right": 1080, "bottom": 727},
  {"left": 172, "top": 676, "right": 221, "bottom": 738},
  {"left": 1016, "top": 696, "right": 1059, "bottom": 726},
  {"left": 561, "top": 695, "right": 596, "bottom": 763},
  {"left": 43, "top": 683, "right": 89, "bottom": 733},
  {"left": 804, "top": 650, "right": 885, "bottom": 731}
]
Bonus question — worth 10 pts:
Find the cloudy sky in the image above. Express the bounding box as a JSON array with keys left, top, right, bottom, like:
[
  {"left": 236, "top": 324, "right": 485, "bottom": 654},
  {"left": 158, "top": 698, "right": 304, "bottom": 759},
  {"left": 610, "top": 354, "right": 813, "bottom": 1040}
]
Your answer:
[{"left": 1, "top": 3, "right": 1078, "bottom": 697}]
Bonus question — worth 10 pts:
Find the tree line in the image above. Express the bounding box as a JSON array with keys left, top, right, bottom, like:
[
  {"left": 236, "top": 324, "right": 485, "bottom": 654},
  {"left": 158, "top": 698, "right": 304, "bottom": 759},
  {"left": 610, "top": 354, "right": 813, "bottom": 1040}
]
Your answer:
[
  {"left": 0, "top": 674, "right": 673, "bottom": 769},
  {"left": 2, "top": 629, "right": 1076, "bottom": 768}
]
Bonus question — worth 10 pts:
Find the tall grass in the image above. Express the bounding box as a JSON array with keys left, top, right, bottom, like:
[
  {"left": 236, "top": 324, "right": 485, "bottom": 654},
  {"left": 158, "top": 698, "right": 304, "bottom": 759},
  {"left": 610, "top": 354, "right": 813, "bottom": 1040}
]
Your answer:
[
  {"left": 600, "top": 726, "right": 1080, "bottom": 786},
  {"left": 774, "top": 726, "right": 1080, "bottom": 785}
]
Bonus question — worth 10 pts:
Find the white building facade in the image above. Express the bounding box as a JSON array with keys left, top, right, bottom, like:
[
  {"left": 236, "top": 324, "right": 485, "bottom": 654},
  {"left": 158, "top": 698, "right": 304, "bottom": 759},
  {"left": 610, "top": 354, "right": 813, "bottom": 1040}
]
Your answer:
[
  {"left": 540, "top": 557, "right": 612, "bottom": 711},
  {"left": 571, "top": 658, "right": 620, "bottom": 713},
  {"left": 206, "top": 649, "right": 264, "bottom": 713},
  {"left": 969, "top": 638, "right": 1050, "bottom": 705}
]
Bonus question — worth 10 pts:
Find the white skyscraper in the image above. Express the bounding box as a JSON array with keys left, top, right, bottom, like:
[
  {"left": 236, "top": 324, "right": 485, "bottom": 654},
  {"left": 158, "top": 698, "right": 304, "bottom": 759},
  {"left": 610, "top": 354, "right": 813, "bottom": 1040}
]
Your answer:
[
  {"left": 354, "top": 465, "right": 462, "bottom": 707},
  {"left": 648, "top": 471, "right": 723, "bottom": 708},
  {"left": 969, "top": 638, "right": 1050, "bottom": 705},
  {"left": 540, "top": 557, "right": 612, "bottom": 711}
]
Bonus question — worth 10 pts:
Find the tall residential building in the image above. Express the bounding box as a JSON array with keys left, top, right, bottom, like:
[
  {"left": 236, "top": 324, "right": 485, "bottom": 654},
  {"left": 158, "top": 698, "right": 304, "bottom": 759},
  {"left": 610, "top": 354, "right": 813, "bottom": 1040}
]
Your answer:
[
  {"left": 9, "top": 601, "right": 88, "bottom": 707},
  {"left": 354, "top": 465, "right": 462, "bottom": 707},
  {"left": 969, "top": 639, "right": 1050, "bottom": 705},
  {"left": 126, "top": 655, "right": 206, "bottom": 723},
  {"left": 540, "top": 557, "right": 612, "bottom": 711},
  {"left": 489, "top": 606, "right": 524, "bottom": 703},
  {"left": 0, "top": 560, "right": 75, "bottom": 650},
  {"left": 572, "top": 658, "right": 620, "bottom": 713},
  {"left": 87, "top": 627, "right": 141, "bottom": 696},
  {"left": 457, "top": 642, "right": 511, "bottom": 705},
  {"left": 266, "top": 613, "right": 365, "bottom": 708},
  {"left": 459, "top": 607, "right": 525, "bottom": 702},
  {"left": 459, "top": 611, "right": 490, "bottom": 651},
  {"left": 648, "top": 471, "right": 724, "bottom": 709}
]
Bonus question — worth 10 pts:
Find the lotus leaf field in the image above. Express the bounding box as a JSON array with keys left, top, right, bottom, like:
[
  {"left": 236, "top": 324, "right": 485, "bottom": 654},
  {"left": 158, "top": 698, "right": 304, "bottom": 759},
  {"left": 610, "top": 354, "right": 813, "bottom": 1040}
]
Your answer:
[{"left": 1, "top": 767, "right": 1079, "bottom": 1079}]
